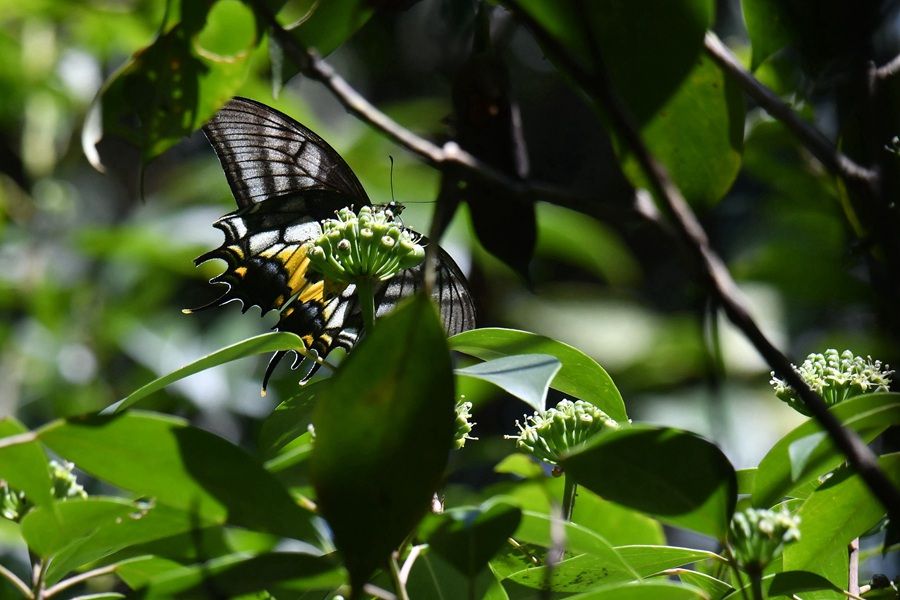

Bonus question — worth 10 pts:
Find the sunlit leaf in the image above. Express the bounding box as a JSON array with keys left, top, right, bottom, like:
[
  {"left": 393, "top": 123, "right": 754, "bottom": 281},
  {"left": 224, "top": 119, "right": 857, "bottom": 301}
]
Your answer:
[
  {"left": 752, "top": 392, "right": 900, "bottom": 508},
  {"left": 107, "top": 332, "right": 309, "bottom": 413},
  {"left": 450, "top": 328, "right": 626, "bottom": 421},
  {"left": 37, "top": 412, "right": 320, "bottom": 545},
  {"left": 615, "top": 545, "right": 725, "bottom": 577},
  {"left": 456, "top": 354, "right": 561, "bottom": 412}
]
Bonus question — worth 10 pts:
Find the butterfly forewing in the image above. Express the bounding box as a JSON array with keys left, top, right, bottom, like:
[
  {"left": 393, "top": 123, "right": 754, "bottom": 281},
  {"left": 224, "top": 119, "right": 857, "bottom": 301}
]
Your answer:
[
  {"left": 203, "top": 97, "right": 370, "bottom": 207},
  {"left": 194, "top": 97, "right": 476, "bottom": 387}
]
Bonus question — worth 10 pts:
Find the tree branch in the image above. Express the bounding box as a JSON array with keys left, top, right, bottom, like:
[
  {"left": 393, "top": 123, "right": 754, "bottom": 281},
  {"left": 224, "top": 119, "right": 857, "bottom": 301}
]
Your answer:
[
  {"left": 703, "top": 32, "right": 878, "bottom": 186},
  {"left": 247, "top": 0, "right": 658, "bottom": 229},
  {"left": 0, "top": 562, "right": 32, "bottom": 599},
  {"left": 43, "top": 564, "right": 119, "bottom": 598},
  {"left": 507, "top": 1, "right": 900, "bottom": 512}
]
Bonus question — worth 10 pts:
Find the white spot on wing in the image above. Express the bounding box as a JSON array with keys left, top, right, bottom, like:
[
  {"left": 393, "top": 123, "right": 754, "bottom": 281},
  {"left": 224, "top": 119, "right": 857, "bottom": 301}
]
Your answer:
[
  {"left": 284, "top": 221, "right": 322, "bottom": 243},
  {"left": 249, "top": 230, "right": 279, "bottom": 254}
]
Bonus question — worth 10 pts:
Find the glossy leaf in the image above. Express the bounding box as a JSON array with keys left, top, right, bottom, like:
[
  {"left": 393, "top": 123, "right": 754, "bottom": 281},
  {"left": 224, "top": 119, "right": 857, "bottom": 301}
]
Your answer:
[
  {"left": 512, "top": 0, "right": 743, "bottom": 206},
  {"left": 85, "top": 2, "right": 254, "bottom": 167},
  {"left": 128, "top": 552, "right": 344, "bottom": 598},
  {"left": 421, "top": 501, "right": 522, "bottom": 577},
  {"left": 504, "top": 553, "right": 638, "bottom": 593},
  {"left": 742, "top": 0, "right": 793, "bottom": 70},
  {"left": 37, "top": 412, "right": 320, "bottom": 545},
  {"left": 752, "top": 392, "right": 900, "bottom": 508},
  {"left": 722, "top": 571, "right": 842, "bottom": 599},
  {"left": 782, "top": 453, "right": 900, "bottom": 586},
  {"left": 514, "top": 511, "right": 637, "bottom": 581},
  {"left": 561, "top": 426, "right": 737, "bottom": 540},
  {"left": 450, "top": 328, "right": 626, "bottom": 421},
  {"left": 106, "top": 332, "right": 308, "bottom": 413},
  {"left": 309, "top": 295, "right": 456, "bottom": 590},
  {"left": 615, "top": 545, "right": 724, "bottom": 577},
  {"left": 455, "top": 354, "right": 561, "bottom": 412},
  {"left": 282, "top": 0, "right": 372, "bottom": 57},
  {"left": 21, "top": 498, "right": 208, "bottom": 584},
  {"left": 408, "top": 551, "right": 507, "bottom": 600},
  {"left": 0, "top": 418, "right": 52, "bottom": 508},
  {"left": 736, "top": 469, "right": 756, "bottom": 495},
  {"left": 671, "top": 569, "right": 731, "bottom": 599},
  {"left": 568, "top": 580, "right": 708, "bottom": 599}
]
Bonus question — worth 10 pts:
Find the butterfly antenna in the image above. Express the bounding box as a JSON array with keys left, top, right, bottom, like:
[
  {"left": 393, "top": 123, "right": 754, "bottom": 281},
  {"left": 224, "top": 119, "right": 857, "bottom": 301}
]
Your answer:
[{"left": 389, "top": 155, "right": 396, "bottom": 205}]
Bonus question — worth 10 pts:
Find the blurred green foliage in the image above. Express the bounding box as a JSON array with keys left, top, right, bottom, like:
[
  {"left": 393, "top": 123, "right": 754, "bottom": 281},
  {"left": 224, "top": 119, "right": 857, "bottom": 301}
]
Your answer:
[{"left": 0, "top": 0, "right": 898, "bottom": 597}]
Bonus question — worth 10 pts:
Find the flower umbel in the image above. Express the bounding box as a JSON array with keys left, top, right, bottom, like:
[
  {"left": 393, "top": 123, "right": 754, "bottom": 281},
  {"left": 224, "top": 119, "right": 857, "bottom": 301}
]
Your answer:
[
  {"left": 507, "top": 399, "right": 618, "bottom": 467},
  {"left": 728, "top": 507, "right": 800, "bottom": 574},
  {"left": 770, "top": 349, "right": 893, "bottom": 415},
  {"left": 454, "top": 399, "right": 477, "bottom": 449},
  {"left": 1, "top": 460, "right": 87, "bottom": 522},
  {"left": 305, "top": 205, "right": 425, "bottom": 286}
]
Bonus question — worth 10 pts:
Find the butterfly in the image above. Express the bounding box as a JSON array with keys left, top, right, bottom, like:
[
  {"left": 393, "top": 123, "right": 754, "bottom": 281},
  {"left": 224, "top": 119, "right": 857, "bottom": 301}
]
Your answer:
[{"left": 188, "top": 97, "right": 476, "bottom": 390}]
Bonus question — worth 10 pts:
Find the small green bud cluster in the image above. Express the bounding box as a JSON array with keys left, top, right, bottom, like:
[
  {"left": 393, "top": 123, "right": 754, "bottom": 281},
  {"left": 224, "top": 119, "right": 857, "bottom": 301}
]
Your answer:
[
  {"left": 508, "top": 399, "right": 618, "bottom": 466},
  {"left": 728, "top": 507, "right": 800, "bottom": 574},
  {"left": 454, "top": 399, "right": 477, "bottom": 449},
  {"left": 771, "top": 349, "right": 893, "bottom": 415},
  {"left": 306, "top": 205, "right": 425, "bottom": 285},
  {"left": 1, "top": 460, "right": 87, "bottom": 522}
]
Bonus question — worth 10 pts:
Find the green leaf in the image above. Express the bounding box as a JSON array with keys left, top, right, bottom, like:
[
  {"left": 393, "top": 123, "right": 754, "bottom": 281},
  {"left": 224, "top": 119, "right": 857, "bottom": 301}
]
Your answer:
[
  {"left": 129, "top": 552, "right": 344, "bottom": 598},
  {"left": 408, "top": 551, "right": 508, "bottom": 600},
  {"left": 671, "top": 569, "right": 732, "bottom": 599},
  {"left": 116, "top": 556, "right": 188, "bottom": 590},
  {"left": 456, "top": 354, "right": 561, "bottom": 412},
  {"left": 450, "top": 328, "right": 626, "bottom": 421},
  {"left": 752, "top": 392, "right": 900, "bottom": 508},
  {"left": 281, "top": 0, "right": 373, "bottom": 57},
  {"left": 742, "top": 0, "right": 793, "bottom": 70},
  {"left": 421, "top": 501, "right": 522, "bottom": 577},
  {"left": 258, "top": 380, "right": 326, "bottom": 458},
  {"left": 736, "top": 469, "right": 756, "bottom": 495},
  {"left": 21, "top": 498, "right": 207, "bottom": 584},
  {"left": 766, "top": 571, "right": 843, "bottom": 597},
  {"left": 567, "top": 580, "right": 708, "bottom": 599},
  {"left": 514, "top": 511, "right": 637, "bottom": 581},
  {"left": 512, "top": 0, "right": 743, "bottom": 206},
  {"left": 504, "top": 553, "right": 638, "bottom": 593},
  {"left": 107, "top": 332, "right": 308, "bottom": 413},
  {"left": 561, "top": 425, "right": 737, "bottom": 540},
  {"left": 37, "top": 412, "right": 320, "bottom": 545},
  {"left": 722, "top": 571, "right": 842, "bottom": 599},
  {"left": 615, "top": 54, "right": 744, "bottom": 207},
  {"left": 84, "top": 3, "right": 255, "bottom": 167},
  {"left": 782, "top": 453, "right": 900, "bottom": 589},
  {"left": 309, "top": 295, "right": 456, "bottom": 590},
  {"left": 615, "top": 545, "right": 725, "bottom": 577},
  {"left": 0, "top": 418, "right": 53, "bottom": 508}
]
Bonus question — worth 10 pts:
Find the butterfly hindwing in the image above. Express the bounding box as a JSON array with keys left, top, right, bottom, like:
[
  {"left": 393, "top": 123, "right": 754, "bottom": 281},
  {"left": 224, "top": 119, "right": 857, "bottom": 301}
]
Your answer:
[{"left": 195, "top": 97, "right": 476, "bottom": 387}]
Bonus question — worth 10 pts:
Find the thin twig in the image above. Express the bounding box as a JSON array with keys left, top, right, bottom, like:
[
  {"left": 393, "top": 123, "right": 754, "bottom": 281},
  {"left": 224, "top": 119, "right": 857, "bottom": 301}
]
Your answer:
[
  {"left": 0, "top": 562, "right": 32, "bottom": 599},
  {"left": 507, "top": 0, "right": 900, "bottom": 513},
  {"left": 43, "top": 564, "right": 119, "bottom": 598},
  {"left": 703, "top": 32, "right": 878, "bottom": 185},
  {"left": 848, "top": 538, "right": 860, "bottom": 596},
  {"left": 248, "top": 0, "right": 658, "bottom": 229},
  {"left": 398, "top": 544, "right": 426, "bottom": 585},
  {"left": 389, "top": 552, "right": 410, "bottom": 600}
]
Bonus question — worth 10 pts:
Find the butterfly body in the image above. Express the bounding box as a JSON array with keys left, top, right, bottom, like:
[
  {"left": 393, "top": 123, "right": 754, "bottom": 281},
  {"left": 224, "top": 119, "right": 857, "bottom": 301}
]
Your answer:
[{"left": 191, "top": 97, "right": 476, "bottom": 387}]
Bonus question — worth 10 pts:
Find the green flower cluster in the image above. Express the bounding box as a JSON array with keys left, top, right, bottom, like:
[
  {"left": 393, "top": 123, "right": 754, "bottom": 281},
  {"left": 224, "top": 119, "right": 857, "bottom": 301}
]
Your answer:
[
  {"left": 728, "top": 507, "right": 800, "bottom": 574},
  {"left": 306, "top": 205, "right": 425, "bottom": 285},
  {"left": 1, "top": 460, "right": 87, "bottom": 522},
  {"left": 454, "top": 399, "right": 477, "bottom": 450},
  {"left": 508, "top": 399, "right": 618, "bottom": 466},
  {"left": 770, "top": 349, "right": 893, "bottom": 415}
]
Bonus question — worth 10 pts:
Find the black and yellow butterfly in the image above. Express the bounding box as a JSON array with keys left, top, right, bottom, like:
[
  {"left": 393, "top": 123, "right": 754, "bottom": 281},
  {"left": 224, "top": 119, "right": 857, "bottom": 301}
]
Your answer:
[{"left": 189, "top": 97, "right": 476, "bottom": 389}]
